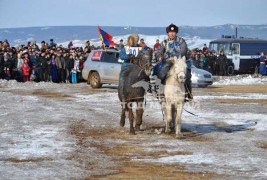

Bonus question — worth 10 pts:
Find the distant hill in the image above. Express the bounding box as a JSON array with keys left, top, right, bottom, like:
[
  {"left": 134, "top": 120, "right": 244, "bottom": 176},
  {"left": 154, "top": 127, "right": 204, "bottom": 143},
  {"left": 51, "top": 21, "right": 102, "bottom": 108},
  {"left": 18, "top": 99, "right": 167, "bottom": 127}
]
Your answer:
[{"left": 1, "top": 24, "right": 267, "bottom": 47}]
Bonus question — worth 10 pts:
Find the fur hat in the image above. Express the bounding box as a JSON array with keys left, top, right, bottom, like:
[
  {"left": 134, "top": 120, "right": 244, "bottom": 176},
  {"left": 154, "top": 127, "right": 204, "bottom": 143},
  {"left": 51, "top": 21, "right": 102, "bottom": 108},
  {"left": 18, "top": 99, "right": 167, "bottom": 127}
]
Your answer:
[
  {"left": 166, "top": 23, "right": 179, "bottom": 33},
  {"left": 127, "top": 34, "right": 139, "bottom": 47}
]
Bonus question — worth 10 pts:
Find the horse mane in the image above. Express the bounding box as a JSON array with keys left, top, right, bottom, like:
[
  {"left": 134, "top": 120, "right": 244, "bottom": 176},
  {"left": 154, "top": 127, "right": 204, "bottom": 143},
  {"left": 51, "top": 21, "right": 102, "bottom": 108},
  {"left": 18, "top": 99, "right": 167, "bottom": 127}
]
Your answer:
[{"left": 167, "top": 56, "right": 186, "bottom": 78}]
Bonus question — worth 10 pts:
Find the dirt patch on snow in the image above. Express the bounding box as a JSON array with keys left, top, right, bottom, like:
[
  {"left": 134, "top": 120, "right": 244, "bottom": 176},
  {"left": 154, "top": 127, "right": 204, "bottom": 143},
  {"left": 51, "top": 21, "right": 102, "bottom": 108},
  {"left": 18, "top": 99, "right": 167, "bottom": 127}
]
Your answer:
[
  {"left": 207, "top": 84, "right": 267, "bottom": 94},
  {"left": 212, "top": 99, "right": 267, "bottom": 105},
  {"left": 5, "top": 89, "right": 74, "bottom": 99},
  {"left": 68, "top": 119, "right": 219, "bottom": 179},
  {"left": 2, "top": 157, "right": 53, "bottom": 163}
]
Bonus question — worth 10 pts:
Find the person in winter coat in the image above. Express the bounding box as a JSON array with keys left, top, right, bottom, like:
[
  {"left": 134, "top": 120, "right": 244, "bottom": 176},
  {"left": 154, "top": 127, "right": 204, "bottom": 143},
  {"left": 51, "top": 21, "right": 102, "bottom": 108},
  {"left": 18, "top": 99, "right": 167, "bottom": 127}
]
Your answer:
[
  {"left": 30, "top": 51, "right": 40, "bottom": 81},
  {"left": 1, "top": 55, "right": 12, "bottom": 80},
  {"left": 218, "top": 51, "right": 227, "bottom": 76},
  {"left": 259, "top": 52, "right": 267, "bottom": 75},
  {"left": 64, "top": 52, "right": 71, "bottom": 83},
  {"left": 119, "top": 34, "right": 140, "bottom": 63},
  {"left": 155, "top": 23, "right": 192, "bottom": 100},
  {"left": 31, "top": 40, "right": 40, "bottom": 51},
  {"left": 55, "top": 52, "right": 66, "bottom": 83},
  {"left": 50, "top": 54, "right": 58, "bottom": 82},
  {"left": 39, "top": 52, "right": 49, "bottom": 81},
  {"left": 71, "top": 56, "right": 80, "bottom": 83},
  {"left": 16, "top": 53, "right": 24, "bottom": 81},
  {"left": 21, "top": 54, "right": 31, "bottom": 82},
  {"left": 68, "top": 54, "right": 75, "bottom": 82},
  {"left": 154, "top": 39, "right": 161, "bottom": 51}
]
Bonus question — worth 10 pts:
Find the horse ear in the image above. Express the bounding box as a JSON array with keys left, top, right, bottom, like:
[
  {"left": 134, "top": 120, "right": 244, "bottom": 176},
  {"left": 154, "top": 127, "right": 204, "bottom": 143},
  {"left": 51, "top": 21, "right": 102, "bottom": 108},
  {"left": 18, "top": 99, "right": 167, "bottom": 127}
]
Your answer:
[{"left": 170, "top": 57, "right": 175, "bottom": 63}]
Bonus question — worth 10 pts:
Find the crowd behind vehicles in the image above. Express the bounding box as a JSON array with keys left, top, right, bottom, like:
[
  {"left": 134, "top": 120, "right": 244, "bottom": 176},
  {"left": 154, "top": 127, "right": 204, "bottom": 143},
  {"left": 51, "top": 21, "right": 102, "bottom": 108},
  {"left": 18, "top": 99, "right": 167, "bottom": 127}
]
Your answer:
[{"left": 0, "top": 37, "right": 266, "bottom": 84}]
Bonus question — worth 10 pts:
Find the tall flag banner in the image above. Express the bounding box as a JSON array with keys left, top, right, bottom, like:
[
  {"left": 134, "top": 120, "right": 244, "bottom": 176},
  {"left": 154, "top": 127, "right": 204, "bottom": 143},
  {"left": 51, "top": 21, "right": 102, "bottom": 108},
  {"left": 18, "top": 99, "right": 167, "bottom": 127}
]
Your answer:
[{"left": 98, "top": 25, "right": 117, "bottom": 50}]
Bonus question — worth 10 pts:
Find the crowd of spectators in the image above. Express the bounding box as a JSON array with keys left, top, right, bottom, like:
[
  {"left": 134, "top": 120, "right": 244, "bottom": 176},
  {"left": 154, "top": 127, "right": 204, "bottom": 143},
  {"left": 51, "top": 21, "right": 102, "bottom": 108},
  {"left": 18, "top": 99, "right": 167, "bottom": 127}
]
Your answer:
[
  {"left": 188, "top": 45, "right": 231, "bottom": 76},
  {"left": 0, "top": 39, "right": 93, "bottom": 83}
]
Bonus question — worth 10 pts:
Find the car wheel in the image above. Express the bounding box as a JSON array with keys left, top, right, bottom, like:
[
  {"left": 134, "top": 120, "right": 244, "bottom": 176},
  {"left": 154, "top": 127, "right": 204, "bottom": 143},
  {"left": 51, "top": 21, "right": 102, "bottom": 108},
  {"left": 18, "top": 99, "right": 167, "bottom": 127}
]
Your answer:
[
  {"left": 90, "top": 72, "right": 102, "bottom": 88},
  {"left": 227, "top": 66, "right": 234, "bottom": 76},
  {"left": 198, "top": 84, "right": 208, "bottom": 88}
]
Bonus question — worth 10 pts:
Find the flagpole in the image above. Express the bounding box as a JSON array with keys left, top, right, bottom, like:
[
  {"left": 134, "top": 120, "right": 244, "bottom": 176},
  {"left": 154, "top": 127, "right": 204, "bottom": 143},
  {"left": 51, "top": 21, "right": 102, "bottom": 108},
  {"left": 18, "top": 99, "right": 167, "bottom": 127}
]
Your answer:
[{"left": 98, "top": 25, "right": 106, "bottom": 51}]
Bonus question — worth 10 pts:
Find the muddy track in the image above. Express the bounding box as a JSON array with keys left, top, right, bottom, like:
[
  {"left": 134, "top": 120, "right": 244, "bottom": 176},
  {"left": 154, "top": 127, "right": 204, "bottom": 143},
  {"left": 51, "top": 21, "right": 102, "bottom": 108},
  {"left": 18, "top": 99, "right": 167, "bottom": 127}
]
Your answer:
[{"left": 68, "top": 119, "right": 220, "bottom": 179}]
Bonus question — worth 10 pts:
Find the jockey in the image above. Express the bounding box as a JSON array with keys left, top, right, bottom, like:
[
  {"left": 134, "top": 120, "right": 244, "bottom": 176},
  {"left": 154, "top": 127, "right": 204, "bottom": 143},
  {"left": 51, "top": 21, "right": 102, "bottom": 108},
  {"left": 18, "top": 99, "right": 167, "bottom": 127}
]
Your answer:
[
  {"left": 119, "top": 34, "right": 150, "bottom": 62},
  {"left": 154, "top": 23, "right": 193, "bottom": 100},
  {"left": 119, "top": 34, "right": 140, "bottom": 63}
]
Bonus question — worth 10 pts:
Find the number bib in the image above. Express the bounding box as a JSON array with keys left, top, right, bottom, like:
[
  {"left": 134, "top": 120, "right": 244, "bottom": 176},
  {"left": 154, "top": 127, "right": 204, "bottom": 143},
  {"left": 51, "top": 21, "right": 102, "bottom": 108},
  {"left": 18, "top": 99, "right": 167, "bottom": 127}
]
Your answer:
[{"left": 125, "top": 46, "right": 142, "bottom": 57}]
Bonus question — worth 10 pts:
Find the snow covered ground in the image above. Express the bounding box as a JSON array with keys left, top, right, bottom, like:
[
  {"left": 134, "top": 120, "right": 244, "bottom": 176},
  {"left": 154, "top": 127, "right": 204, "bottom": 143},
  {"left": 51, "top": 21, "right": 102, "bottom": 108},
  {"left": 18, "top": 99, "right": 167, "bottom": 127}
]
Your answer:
[
  {"left": 0, "top": 78, "right": 267, "bottom": 179},
  {"left": 59, "top": 35, "right": 211, "bottom": 49},
  {"left": 213, "top": 75, "right": 267, "bottom": 85}
]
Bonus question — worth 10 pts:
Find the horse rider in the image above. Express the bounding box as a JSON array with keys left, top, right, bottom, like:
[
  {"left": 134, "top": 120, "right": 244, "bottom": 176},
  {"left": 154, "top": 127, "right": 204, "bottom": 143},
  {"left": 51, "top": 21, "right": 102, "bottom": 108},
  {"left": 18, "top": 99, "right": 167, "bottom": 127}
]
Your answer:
[{"left": 153, "top": 23, "right": 193, "bottom": 101}]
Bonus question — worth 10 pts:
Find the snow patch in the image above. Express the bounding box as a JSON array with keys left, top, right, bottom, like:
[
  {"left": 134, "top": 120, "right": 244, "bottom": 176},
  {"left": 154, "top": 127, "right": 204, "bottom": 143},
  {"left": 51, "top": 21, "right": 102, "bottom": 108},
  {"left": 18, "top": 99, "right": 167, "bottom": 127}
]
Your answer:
[{"left": 213, "top": 75, "right": 267, "bottom": 85}]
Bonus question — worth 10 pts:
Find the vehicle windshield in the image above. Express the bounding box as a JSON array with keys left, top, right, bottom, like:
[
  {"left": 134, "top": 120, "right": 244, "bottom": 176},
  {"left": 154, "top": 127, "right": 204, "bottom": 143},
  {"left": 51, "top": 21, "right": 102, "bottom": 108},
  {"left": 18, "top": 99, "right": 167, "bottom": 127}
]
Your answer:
[{"left": 209, "top": 42, "right": 232, "bottom": 55}]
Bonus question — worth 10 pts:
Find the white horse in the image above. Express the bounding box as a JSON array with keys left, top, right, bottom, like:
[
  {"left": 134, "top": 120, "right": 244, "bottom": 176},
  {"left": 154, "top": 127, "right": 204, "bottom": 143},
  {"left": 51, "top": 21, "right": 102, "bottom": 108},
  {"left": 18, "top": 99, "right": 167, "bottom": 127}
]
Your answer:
[{"left": 161, "top": 56, "right": 187, "bottom": 139}]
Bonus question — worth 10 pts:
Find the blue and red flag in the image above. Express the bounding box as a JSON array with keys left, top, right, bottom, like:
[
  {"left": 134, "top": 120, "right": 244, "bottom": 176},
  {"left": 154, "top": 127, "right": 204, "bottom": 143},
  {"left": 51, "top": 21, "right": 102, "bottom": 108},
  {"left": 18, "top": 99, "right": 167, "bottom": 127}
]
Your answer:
[{"left": 98, "top": 26, "right": 117, "bottom": 49}]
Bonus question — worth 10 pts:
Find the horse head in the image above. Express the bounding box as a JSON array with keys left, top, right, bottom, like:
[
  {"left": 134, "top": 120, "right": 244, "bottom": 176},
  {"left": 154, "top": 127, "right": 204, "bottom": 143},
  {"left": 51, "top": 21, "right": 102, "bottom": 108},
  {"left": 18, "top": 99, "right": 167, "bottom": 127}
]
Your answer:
[
  {"left": 136, "top": 48, "right": 153, "bottom": 76},
  {"left": 170, "top": 56, "right": 187, "bottom": 83}
]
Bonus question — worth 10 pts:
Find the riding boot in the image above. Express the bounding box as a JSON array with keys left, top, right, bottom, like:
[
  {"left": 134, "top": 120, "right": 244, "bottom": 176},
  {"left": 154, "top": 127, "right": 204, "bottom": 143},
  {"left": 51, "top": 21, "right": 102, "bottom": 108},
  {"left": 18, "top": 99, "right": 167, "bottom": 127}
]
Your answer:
[
  {"left": 185, "top": 66, "right": 193, "bottom": 102},
  {"left": 185, "top": 82, "right": 193, "bottom": 100}
]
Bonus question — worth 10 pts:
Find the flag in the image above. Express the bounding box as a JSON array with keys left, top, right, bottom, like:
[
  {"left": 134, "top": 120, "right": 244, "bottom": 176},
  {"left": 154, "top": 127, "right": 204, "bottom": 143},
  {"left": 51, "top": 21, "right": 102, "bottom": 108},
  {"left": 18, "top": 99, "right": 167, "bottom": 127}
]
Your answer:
[{"left": 98, "top": 26, "right": 117, "bottom": 49}]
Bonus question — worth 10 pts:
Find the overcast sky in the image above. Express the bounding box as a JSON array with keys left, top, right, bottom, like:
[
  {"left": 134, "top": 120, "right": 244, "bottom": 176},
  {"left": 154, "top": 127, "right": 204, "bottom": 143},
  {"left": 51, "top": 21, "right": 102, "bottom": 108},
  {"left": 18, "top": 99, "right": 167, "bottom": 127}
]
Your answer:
[{"left": 0, "top": 0, "right": 266, "bottom": 28}]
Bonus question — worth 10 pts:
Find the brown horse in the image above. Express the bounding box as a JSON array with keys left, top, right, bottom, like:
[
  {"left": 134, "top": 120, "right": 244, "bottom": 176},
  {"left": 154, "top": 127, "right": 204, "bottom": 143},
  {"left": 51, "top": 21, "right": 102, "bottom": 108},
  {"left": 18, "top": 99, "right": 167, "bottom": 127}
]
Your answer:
[{"left": 118, "top": 49, "right": 153, "bottom": 134}]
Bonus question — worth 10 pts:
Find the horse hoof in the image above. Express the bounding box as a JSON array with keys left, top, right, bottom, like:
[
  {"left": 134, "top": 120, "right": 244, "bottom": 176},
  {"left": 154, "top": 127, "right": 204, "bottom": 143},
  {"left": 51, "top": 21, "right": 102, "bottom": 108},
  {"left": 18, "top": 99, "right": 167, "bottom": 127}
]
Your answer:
[
  {"left": 175, "top": 133, "right": 184, "bottom": 139},
  {"left": 135, "top": 125, "right": 141, "bottom": 131},
  {"left": 129, "top": 131, "right": 135, "bottom": 135},
  {"left": 165, "top": 129, "right": 171, "bottom": 134}
]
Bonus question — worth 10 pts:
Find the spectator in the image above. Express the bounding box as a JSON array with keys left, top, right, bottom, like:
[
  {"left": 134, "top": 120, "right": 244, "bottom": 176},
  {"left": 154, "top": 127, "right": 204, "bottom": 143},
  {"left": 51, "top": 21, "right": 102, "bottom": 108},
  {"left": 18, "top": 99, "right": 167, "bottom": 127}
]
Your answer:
[
  {"left": 1, "top": 55, "right": 12, "bottom": 80},
  {"left": 153, "top": 39, "right": 161, "bottom": 51},
  {"left": 21, "top": 53, "right": 31, "bottom": 82},
  {"left": 259, "top": 52, "right": 267, "bottom": 75},
  {"left": 50, "top": 54, "right": 58, "bottom": 82},
  {"left": 117, "top": 39, "right": 124, "bottom": 50},
  {"left": 68, "top": 41, "right": 73, "bottom": 49},
  {"left": 218, "top": 51, "right": 227, "bottom": 76},
  {"left": 139, "top": 38, "right": 146, "bottom": 47},
  {"left": 203, "top": 44, "right": 209, "bottom": 52},
  {"left": 55, "top": 52, "right": 66, "bottom": 83},
  {"left": 30, "top": 51, "right": 40, "bottom": 81},
  {"left": 85, "top": 41, "right": 91, "bottom": 53},
  {"left": 39, "top": 51, "right": 49, "bottom": 81},
  {"left": 0, "top": 41, "right": 3, "bottom": 49},
  {"left": 49, "top": 39, "right": 57, "bottom": 48},
  {"left": 64, "top": 52, "right": 71, "bottom": 83},
  {"left": 31, "top": 41, "right": 40, "bottom": 51},
  {"left": 40, "top": 41, "right": 47, "bottom": 51},
  {"left": 71, "top": 55, "right": 80, "bottom": 83}
]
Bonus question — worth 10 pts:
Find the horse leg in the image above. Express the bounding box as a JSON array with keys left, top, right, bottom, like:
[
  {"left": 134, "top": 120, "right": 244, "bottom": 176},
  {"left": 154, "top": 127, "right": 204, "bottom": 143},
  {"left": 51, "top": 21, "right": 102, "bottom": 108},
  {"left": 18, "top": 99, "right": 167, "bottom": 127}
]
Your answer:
[
  {"left": 171, "top": 104, "right": 176, "bottom": 132},
  {"left": 175, "top": 103, "right": 184, "bottom": 139},
  {"left": 135, "top": 101, "right": 144, "bottom": 131},
  {"left": 128, "top": 102, "right": 135, "bottom": 135},
  {"left": 165, "top": 102, "right": 172, "bottom": 134},
  {"left": 120, "top": 104, "right": 126, "bottom": 127}
]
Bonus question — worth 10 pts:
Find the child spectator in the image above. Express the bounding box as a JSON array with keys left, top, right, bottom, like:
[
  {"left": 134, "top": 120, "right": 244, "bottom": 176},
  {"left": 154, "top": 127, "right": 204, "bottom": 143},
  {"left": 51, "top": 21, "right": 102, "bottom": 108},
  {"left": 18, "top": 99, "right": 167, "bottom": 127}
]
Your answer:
[{"left": 21, "top": 53, "right": 31, "bottom": 82}]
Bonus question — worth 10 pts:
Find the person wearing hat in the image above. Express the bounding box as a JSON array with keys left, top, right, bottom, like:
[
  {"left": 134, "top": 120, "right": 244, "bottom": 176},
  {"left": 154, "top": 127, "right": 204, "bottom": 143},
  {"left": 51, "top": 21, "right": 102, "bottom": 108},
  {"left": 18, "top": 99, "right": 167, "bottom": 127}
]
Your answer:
[
  {"left": 119, "top": 34, "right": 141, "bottom": 63},
  {"left": 41, "top": 41, "right": 47, "bottom": 51},
  {"left": 49, "top": 39, "right": 57, "bottom": 48},
  {"left": 154, "top": 23, "right": 192, "bottom": 100}
]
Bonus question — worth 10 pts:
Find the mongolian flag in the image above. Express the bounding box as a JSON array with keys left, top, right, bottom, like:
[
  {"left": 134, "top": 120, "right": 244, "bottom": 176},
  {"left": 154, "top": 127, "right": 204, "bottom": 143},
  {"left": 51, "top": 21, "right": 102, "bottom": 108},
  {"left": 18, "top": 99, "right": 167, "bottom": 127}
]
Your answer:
[{"left": 98, "top": 25, "right": 117, "bottom": 50}]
